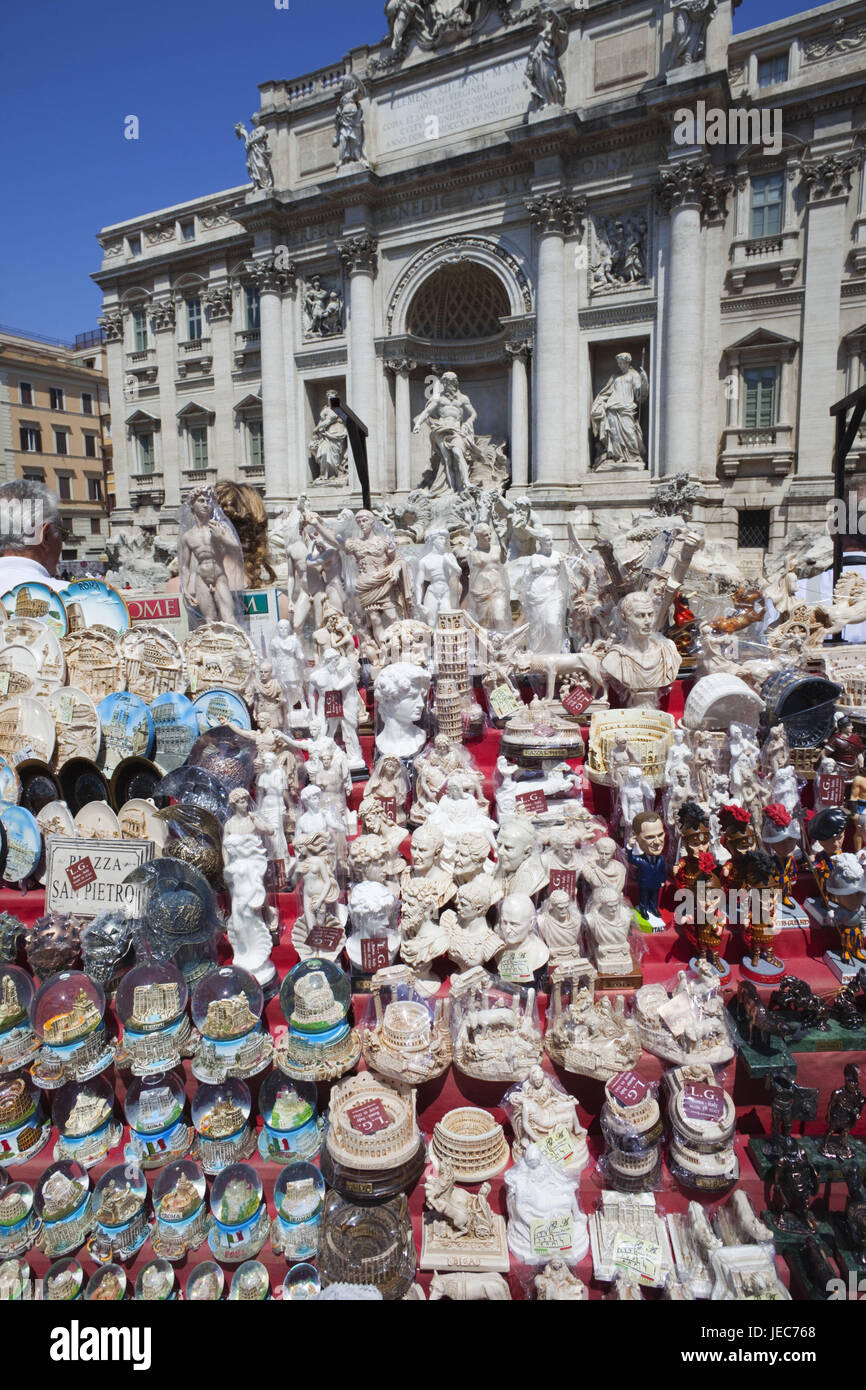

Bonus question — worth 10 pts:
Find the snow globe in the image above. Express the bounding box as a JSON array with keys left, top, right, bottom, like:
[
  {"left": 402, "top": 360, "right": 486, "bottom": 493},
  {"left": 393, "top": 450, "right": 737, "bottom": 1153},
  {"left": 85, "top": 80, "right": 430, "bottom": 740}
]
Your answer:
[
  {"left": 0, "top": 1072, "right": 50, "bottom": 1165},
  {"left": 44, "top": 1257, "right": 85, "bottom": 1301},
  {"left": 115, "top": 959, "right": 195, "bottom": 1076},
  {"left": 190, "top": 965, "right": 272, "bottom": 1083},
  {"left": 135, "top": 1258, "right": 176, "bottom": 1302},
  {"left": 184, "top": 1260, "right": 224, "bottom": 1301},
  {"left": 0, "top": 965, "right": 39, "bottom": 1074},
  {"left": 0, "top": 1256, "right": 32, "bottom": 1301},
  {"left": 228, "top": 1260, "right": 270, "bottom": 1301},
  {"left": 257, "top": 1072, "right": 323, "bottom": 1163},
  {"left": 191, "top": 1078, "right": 256, "bottom": 1174},
  {"left": 124, "top": 1071, "right": 192, "bottom": 1168},
  {"left": 271, "top": 1161, "right": 326, "bottom": 1262},
  {"left": 274, "top": 958, "right": 360, "bottom": 1082},
  {"left": 84, "top": 1263, "right": 127, "bottom": 1301},
  {"left": 0, "top": 1181, "right": 39, "bottom": 1256},
  {"left": 29, "top": 971, "right": 115, "bottom": 1088},
  {"left": 151, "top": 1158, "right": 211, "bottom": 1260},
  {"left": 207, "top": 1161, "right": 269, "bottom": 1263},
  {"left": 88, "top": 1162, "right": 152, "bottom": 1263},
  {"left": 52, "top": 1076, "right": 121, "bottom": 1167},
  {"left": 282, "top": 1262, "right": 321, "bottom": 1300},
  {"left": 34, "top": 1160, "right": 93, "bottom": 1257}
]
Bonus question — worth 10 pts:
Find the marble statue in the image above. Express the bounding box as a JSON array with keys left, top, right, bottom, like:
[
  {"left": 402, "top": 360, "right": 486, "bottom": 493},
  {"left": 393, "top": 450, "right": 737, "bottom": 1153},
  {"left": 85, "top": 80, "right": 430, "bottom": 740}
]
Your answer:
[
  {"left": 363, "top": 754, "right": 411, "bottom": 827},
  {"left": 305, "top": 736, "right": 355, "bottom": 837},
  {"left": 537, "top": 890, "right": 583, "bottom": 963},
  {"left": 234, "top": 121, "right": 273, "bottom": 192},
  {"left": 526, "top": 5, "right": 568, "bottom": 110},
  {"left": 178, "top": 488, "right": 247, "bottom": 626},
  {"left": 416, "top": 529, "right": 462, "bottom": 627},
  {"left": 466, "top": 523, "right": 512, "bottom": 631},
  {"left": 303, "top": 278, "right": 344, "bottom": 339},
  {"left": 385, "top": 0, "right": 424, "bottom": 52},
  {"left": 403, "top": 822, "right": 455, "bottom": 906},
  {"left": 308, "top": 511, "right": 411, "bottom": 643},
  {"left": 313, "top": 603, "right": 358, "bottom": 671},
  {"left": 333, "top": 74, "right": 369, "bottom": 169},
  {"left": 347, "top": 880, "right": 400, "bottom": 973},
  {"left": 590, "top": 353, "right": 649, "bottom": 470},
  {"left": 410, "top": 734, "right": 484, "bottom": 822},
  {"left": 591, "top": 213, "right": 648, "bottom": 290},
  {"left": 424, "top": 772, "right": 498, "bottom": 862},
  {"left": 453, "top": 827, "right": 499, "bottom": 894},
  {"left": 296, "top": 830, "right": 344, "bottom": 940},
  {"left": 728, "top": 723, "right": 761, "bottom": 806},
  {"left": 601, "top": 591, "right": 682, "bottom": 705},
  {"left": 495, "top": 819, "right": 549, "bottom": 898},
  {"left": 584, "top": 886, "right": 635, "bottom": 977},
  {"left": 308, "top": 403, "right": 350, "bottom": 484},
  {"left": 251, "top": 660, "right": 288, "bottom": 731},
  {"left": 443, "top": 880, "right": 503, "bottom": 972},
  {"left": 508, "top": 1065, "right": 588, "bottom": 1174},
  {"left": 581, "top": 837, "right": 627, "bottom": 896},
  {"left": 771, "top": 764, "right": 801, "bottom": 817},
  {"left": 663, "top": 728, "right": 691, "bottom": 786},
  {"left": 268, "top": 619, "right": 309, "bottom": 718},
  {"left": 413, "top": 371, "right": 508, "bottom": 494},
  {"left": 535, "top": 1258, "right": 588, "bottom": 1300},
  {"left": 374, "top": 660, "right": 431, "bottom": 759},
  {"left": 254, "top": 749, "right": 292, "bottom": 879},
  {"left": 616, "top": 764, "right": 656, "bottom": 838},
  {"left": 303, "top": 521, "right": 349, "bottom": 627},
  {"left": 222, "top": 787, "right": 277, "bottom": 988},
  {"left": 670, "top": 0, "right": 717, "bottom": 67},
  {"left": 493, "top": 893, "right": 549, "bottom": 982},
  {"left": 519, "top": 532, "right": 569, "bottom": 654},
  {"left": 504, "top": 1144, "right": 588, "bottom": 1265},
  {"left": 273, "top": 494, "right": 310, "bottom": 605},
  {"left": 308, "top": 646, "right": 366, "bottom": 773}
]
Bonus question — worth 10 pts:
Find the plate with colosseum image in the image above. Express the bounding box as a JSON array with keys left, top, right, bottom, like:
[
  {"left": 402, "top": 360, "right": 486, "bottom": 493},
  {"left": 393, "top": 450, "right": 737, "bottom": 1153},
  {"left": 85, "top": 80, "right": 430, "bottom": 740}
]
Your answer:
[
  {"left": 61, "top": 579, "right": 130, "bottom": 638},
  {"left": 1, "top": 583, "right": 66, "bottom": 638},
  {"left": 183, "top": 623, "right": 257, "bottom": 698},
  {"left": 46, "top": 687, "right": 101, "bottom": 769},
  {"left": 0, "top": 617, "right": 66, "bottom": 695},
  {"left": 0, "top": 695, "right": 56, "bottom": 767},
  {"left": 120, "top": 625, "right": 185, "bottom": 702},
  {"left": 60, "top": 631, "right": 125, "bottom": 704}
]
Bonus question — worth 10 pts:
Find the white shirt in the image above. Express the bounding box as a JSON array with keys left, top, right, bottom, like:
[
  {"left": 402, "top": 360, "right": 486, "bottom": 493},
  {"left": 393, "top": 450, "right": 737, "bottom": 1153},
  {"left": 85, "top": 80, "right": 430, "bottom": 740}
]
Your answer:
[{"left": 0, "top": 555, "right": 70, "bottom": 596}]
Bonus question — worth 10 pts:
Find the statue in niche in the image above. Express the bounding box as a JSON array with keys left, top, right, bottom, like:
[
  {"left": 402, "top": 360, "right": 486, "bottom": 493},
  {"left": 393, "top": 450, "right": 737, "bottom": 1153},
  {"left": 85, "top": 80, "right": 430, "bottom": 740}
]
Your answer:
[
  {"left": 590, "top": 351, "right": 649, "bottom": 471},
  {"left": 412, "top": 371, "right": 509, "bottom": 494},
  {"left": 234, "top": 121, "right": 273, "bottom": 192},
  {"left": 590, "top": 214, "right": 648, "bottom": 291},
  {"left": 303, "top": 277, "right": 344, "bottom": 338},
  {"left": 525, "top": 5, "right": 568, "bottom": 110},
  {"left": 670, "top": 0, "right": 717, "bottom": 67},
  {"left": 334, "top": 74, "right": 370, "bottom": 170},
  {"left": 384, "top": 0, "right": 482, "bottom": 57},
  {"left": 308, "top": 402, "right": 350, "bottom": 485}
]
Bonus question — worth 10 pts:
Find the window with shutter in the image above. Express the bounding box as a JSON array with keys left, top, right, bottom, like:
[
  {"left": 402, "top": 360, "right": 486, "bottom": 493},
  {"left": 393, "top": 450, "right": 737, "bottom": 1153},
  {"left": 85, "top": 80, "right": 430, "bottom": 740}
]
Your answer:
[
  {"left": 743, "top": 369, "right": 776, "bottom": 429},
  {"left": 750, "top": 173, "right": 783, "bottom": 238}
]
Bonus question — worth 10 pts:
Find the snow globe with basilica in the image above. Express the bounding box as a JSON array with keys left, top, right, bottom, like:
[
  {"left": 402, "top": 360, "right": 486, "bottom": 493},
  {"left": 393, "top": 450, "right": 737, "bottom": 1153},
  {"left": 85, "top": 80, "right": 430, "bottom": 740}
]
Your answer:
[
  {"left": 270, "top": 1160, "right": 326, "bottom": 1262},
  {"left": 190, "top": 965, "right": 272, "bottom": 1083},
  {"left": 208, "top": 1161, "right": 269, "bottom": 1263},
  {"left": 0, "top": 1072, "right": 50, "bottom": 1166},
  {"left": 88, "top": 1161, "right": 152, "bottom": 1263},
  {"left": 29, "top": 971, "right": 115, "bottom": 1089},
  {"left": 114, "top": 959, "right": 196, "bottom": 1076},
  {"left": 0, "top": 965, "right": 40, "bottom": 1074},
  {"left": 257, "top": 1072, "right": 323, "bottom": 1164},
  {"left": 124, "top": 1071, "right": 192, "bottom": 1169},
  {"left": 0, "top": 1181, "right": 40, "bottom": 1257},
  {"left": 51, "top": 1076, "right": 122, "bottom": 1167},
  {"left": 151, "top": 1158, "right": 211, "bottom": 1260},
  {"left": 274, "top": 957, "right": 360, "bottom": 1082},
  {"left": 33, "top": 1160, "right": 93, "bottom": 1257},
  {"left": 191, "top": 1078, "right": 256, "bottom": 1175}
]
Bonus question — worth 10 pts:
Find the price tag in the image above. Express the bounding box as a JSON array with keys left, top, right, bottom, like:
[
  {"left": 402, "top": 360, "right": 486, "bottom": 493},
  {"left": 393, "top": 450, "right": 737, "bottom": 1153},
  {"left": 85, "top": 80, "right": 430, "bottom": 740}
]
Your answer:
[
  {"left": 561, "top": 685, "right": 594, "bottom": 718},
  {"left": 682, "top": 1082, "right": 725, "bottom": 1122},
  {"left": 360, "top": 936, "right": 390, "bottom": 973},
  {"left": 607, "top": 1070, "right": 649, "bottom": 1107},
  {"left": 0, "top": 673, "right": 10, "bottom": 696},
  {"left": 347, "top": 1099, "right": 392, "bottom": 1135},
  {"left": 496, "top": 948, "right": 533, "bottom": 983},
  {"left": 612, "top": 1234, "right": 664, "bottom": 1287},
  {"left": 306, "top": 922, "right": 344, "bottom": 952},
  {"left": 11, "top": 745, "right": 35, "bottom": 765},
  {"left": 66, "top": 856, "right": 97, "bottom": 890},
  {"left": 324, "top": 691, "right": 343, "bottom": 719},
  {"left": 377, "top": 796, "right": 397, "bottom": 824},
  {"left": 489, "top": 684, "right": 523, "bottom": 719},
  {"left": 56, "top": 693, "right": 75, "bottom": 724},
  {"left": 548, "top": 868, "right": 577, "bottom": 900},
  {"left": 530, "top": 1215, "right": 574, "bottom": 1257},
  {"left": 516, "top": 788, "right": 548, "bottom": 815},
  {"left": 816, "top": 773, "right": 845, "bottom": 807},
  {"left": 537, "top": 1124, "right": 576, "bottom": 1168},
  {"left": 188, "top": 667, "right": 198, "bottom": 693}
]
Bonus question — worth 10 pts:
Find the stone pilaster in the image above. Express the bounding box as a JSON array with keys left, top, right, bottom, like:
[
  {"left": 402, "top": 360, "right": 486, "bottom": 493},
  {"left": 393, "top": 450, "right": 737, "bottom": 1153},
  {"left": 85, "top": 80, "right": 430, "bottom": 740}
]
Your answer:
[
  {"left": 385, "top": 357, "right": 417, "bottom": 492},
  {"left": 525, "top": 194, "right": 584, "bottom": 485},
  {"left": 505, "top": 339, "right": 531, "bottom": 487},
  {"left": 339, "top": 234, "right": 379, "bottom": 494},
  {"left": 245, "top": 253, "right": 296, "bottom": 509}
]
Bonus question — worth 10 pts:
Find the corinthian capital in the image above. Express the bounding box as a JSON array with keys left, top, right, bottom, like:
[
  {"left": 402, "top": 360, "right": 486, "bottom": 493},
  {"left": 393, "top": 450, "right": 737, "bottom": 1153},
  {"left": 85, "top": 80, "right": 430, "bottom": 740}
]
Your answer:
[
  {"left": 798, "top": 152, "right": 859, "bottom": 203},
  {"left": 657, "top": 159, "right": 732, "bottom": 222},
  {"left": 243, "top": 251, "right": 296, "bottom": 295},
  {"left": 524, "top": 193, "right": 586, "bottom": 236},
  {"left": 201, "top": 286, "right": 233, "bottom": 320},
  {"left": 99, "top": 308, "right": 124, "bottom": 342},
  {"left": 149, "top": 299, "right": 176, "bottom": 333},
  {"left": 339, "top": 234, "right": 379, "bottom": 274},
  {"left": 384, "top": 357, "right": 417, "bottom": 374}
]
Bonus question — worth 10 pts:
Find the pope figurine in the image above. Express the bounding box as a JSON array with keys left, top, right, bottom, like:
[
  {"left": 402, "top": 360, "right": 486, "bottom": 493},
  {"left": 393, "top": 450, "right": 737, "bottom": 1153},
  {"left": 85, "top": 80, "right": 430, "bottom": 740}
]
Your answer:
[{"left": 627, "top": 811, "right": 667, "bottom": 932}]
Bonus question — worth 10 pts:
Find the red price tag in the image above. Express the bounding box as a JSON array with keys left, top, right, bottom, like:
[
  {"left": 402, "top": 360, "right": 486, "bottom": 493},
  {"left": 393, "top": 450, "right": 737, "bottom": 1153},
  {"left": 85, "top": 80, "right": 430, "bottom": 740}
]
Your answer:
[
  {"left": 607, "top": 1071, "right": 649, "bottom": 1107},
  {"left": 561, "top": 685, "right": 594, "bottom": 718},
  {"left": 516, "top": 788, "right": 548, "bottom": 815},
  {"left": 324, "top": 691, "right": 344, "bottom": 719},
  {"left": 377, "top": 796, "right": 397, "bottom": 824},
  {"left": 66, "top": 856, "right": 97, "bottom": 890},
  {"left": 548, "top": 868, "right": 577, "bottom": 900},
  {"left": 347, "top": 1099, "right": 392, "bottom": 1135},
  {"left": 306, "top": 923, "right": 344, "bottom": 951},
  {"left": 817, "top": 774, "right": 845, "bottom": 807},
  {"left": 360, "top": 936, "right": 390, "bottom": 973},
  {"left": 682, "top": 1083, "right": 725, "bottom": 1122}
]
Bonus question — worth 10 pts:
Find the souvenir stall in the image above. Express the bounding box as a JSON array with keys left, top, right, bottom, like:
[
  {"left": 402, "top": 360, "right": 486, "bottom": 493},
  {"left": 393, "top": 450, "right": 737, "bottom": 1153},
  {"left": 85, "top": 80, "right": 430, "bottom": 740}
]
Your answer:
[{"left": 0, "top": 484, "right": 865, "bottom": 1304}]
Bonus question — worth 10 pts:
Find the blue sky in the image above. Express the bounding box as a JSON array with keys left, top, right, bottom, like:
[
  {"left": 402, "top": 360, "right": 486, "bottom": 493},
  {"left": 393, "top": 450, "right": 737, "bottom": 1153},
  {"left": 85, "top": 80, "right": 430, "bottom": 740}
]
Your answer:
[{"left": 0, "top": 0, "right": 811, "bottom": 342}]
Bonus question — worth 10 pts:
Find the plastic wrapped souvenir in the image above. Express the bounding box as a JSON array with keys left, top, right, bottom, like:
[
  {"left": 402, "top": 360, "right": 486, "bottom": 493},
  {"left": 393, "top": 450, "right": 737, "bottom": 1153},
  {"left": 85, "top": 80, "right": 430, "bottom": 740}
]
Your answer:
[
  {"left": 125, "top": 1071, "right": 192, "bottom": 1168},
  {"left": 271, "top": 1161, "right": 326, "bottom": 1261},
  {"left": 128, "top": 859, "right": 221, "bottom": 989},
  {"left": 599, "top": 1072, "right": 664, "bottom": 1193},
  {"left": 29, "top": 971, "right": 115, "bottom": 1088},
  {"left": 502, "top": 1066, "right": 588, "bottom": 1176},
  {"left": 545, "top": 954, "right": 641, "bottom": 1081},
  {"left": 449, "top": 968, "right": 543, "bottom": 1083},
  {"left": 361, "top": 966, "right": 451, "bottom": 1085},
  {"left": 52, "top": 1077, "right": 122, "bottom": 1167},
  {"left": 504, "top": 1143, "right": 588, "bottom": 1265}
]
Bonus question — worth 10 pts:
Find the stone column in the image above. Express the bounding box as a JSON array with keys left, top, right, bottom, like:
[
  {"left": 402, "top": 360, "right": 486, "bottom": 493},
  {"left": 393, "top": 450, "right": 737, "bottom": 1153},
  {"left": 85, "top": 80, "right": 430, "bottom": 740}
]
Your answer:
[
  {"left": 525, "top": 194, "right": 584, "bottom": 486},
  {"left": 282, "top": 288, "right": 303, "bottom": 501},
  {"left": 248, "top": 254, "right": 294, "bottom": 508},
  {"left": 98, "top": 309, "right": 131, "bottom": 521},
  {"left": 796, "top": 153, "right": 858, "bottom": 478},
  {"left": 656, "top": 160, "right": 730, "bottom": 478},
  {"left": 505, "top": 339, "right": 531, "bottom": 487},
  {"left": 340, "top": 234, "right": 379, "bottom": 495},
  {"left": 202, "top": 284, "right": 234, "bottom": 473},
  {"left": 385, "top": 357, "right": 416, "bottom": 493},
  {"left": 150, "top": 297, "right": 181, "bottom": 510}
]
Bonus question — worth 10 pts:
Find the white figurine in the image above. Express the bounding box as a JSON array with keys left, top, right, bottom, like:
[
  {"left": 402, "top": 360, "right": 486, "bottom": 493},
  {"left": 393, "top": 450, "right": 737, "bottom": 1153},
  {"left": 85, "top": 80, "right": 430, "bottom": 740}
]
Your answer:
[
  {"left": 269, "top": 618, "right": 309, "bottom": 719},
  {"left": 508, "top": 1065, "right": 588, "bottom": 1175},
  {"left": 495, "top": 819, "right": 549, "bottom": 898},
  {"left": 504, "top": 1143, "right": 588, "bottom": 1266},
  {"left": 374, "top": 661, "right": 431, "bottom": 760},
  {"left": 616, "top": 764, "right": 655, "bottom": 838},
  {"left": 424, "top": 772, "right": 498, "bottom": 864},
  {"left": 416, "top": 529, "right": 462, "bottom": 628},
  {"left": 221, "top": 787, "right": 278, "bottom": 988},
  {"left": 466, "top": 523, "right": 511, "bottom": 632},
  {"left": 601, "top": 591, "right": 681, "bottom": 706},
  {"left": 443, "top": 881, "right": 503, "bottom": 973},
  {"left": 663, "top": 728, "right": 690, "bottom": 785},
  {"left": 519, "top": 532, "right": 569, "bottom": 655},
  {"left": 346, "top": 880, "right": 400, "bottom": 973},
  {"left": 535, "top": 1258, "right": 588, "bottom": 1300},
  {"left": 664, "top": 763, "right": 695, "bottom": 838},
  {"left": 580, "top": 837, "right": 627, "bottom": 896},
  {"left": 728, "top": 723, "right": 761, "bottom": 804},
  {"left": 493, "top": 894, "right": 549, "bottom": 983},
  {"left": 306, "top": 736, "right": 355, "bottom": 837},
  {"left": 770, "top": 763, "right": 801, "bottom": 817},
  {"left": 537, "top": 891, "right": 584, "bottom": 963},
  {"left": 178, "top": 487, "right": 247, "bottom": 626},
  {"left": 308, "top": 646, "right": 366, "bottom": 774},
  {"left": 254, "top": 748, "right": 292, "bottom": 881},
  {"left": 583, "top": 886, "right": 635, "bottom": 977}
]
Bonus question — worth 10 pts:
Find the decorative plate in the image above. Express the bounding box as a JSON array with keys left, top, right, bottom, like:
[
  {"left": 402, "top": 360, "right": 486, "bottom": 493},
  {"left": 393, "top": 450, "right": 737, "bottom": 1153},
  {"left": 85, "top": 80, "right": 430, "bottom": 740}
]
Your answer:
[
  {"left": 73, "top": 801, "right": 122, "bottom": 839},
  {"left": 183, "top": 623, "right": 257, "bottom": 698},
  {"left": 148, "top": 692, "right": 200, "bottom": 774},
  {"left": 192, "top": 689, "right": 252, "bottom": 734},
  {"left": 47, "top": 687, "right": 101, "bottom": 769},
  {"left": 96, "top": 692, "right": 155, "bottom": 775},
  {"left": 0, "top": 804, "right": 42, "bottom": 884},
  {"left": 60, "top": 631, "right": 125, "bottom": 704},
  {"left": 120, "top": 625, "right": 185, "bottom": 701},
  {"left": 61, "top": 580, "right": 130, "bottom": 637},
  {"left": 1, "top": 583, "right": 67, "bottom": 638},
  {"left": 0, "top": 695, "right": 56, "bottom": 766},
  {"left": 0, "top": 617, "right": 65, "bottom": 695}
]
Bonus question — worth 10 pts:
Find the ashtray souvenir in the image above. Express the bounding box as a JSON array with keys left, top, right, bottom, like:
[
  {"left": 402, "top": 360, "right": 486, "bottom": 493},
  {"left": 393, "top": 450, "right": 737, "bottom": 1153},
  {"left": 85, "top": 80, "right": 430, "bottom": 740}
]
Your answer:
[
  {"left": 207, "top": 1162, "right": 269, "bottom": 1263},
  {"left": 275, "top": 958, "right": 360, "bottom": 1083},
  {"left": 51, "top": 1077, "right": 122, "bottom": 1168},
  {"left": 97, "top": 692, "right": 154, "bottom": 775},
  {"left": 0, "top": 1072, "right": 50, "bottom": 1165},
  {"left": 258, "top": 1072, "right": 323, "bottom": 1163},
  {"left": 318, "top": 1192, "right": 416, "bottom": 1300},
  {"left": 34, "top": 1160, "right": 93, "bottom": 1256},
  {"left": 191, "top": 1078, "right": 256, "bottom": 1174},
  {"left": 1, "top": 583, "right": 66, "bottom": 637},
  {"left": 149, "top": 692, "right": 199, "bottom": 773},
  {"left": 62, "top": 579, "right": 130, "bottom": 637},
  {"left": 271, "top": 1162, "right": 325, "bottom": 1262},
  {"left": 29, "top": 971, "right": 115, "bottom": 1088},
  {"left": 192, "top": 688, "right": 252, "bottom": 735},
  {"left": 151, "top": 1158, "right": 211, "bottom": 1260},
  {"left": 190, "top": 966, "right": 272, "bottom": 1083},
  {"left": 60, "top": 631, "right": 124, "bottom": 704}
]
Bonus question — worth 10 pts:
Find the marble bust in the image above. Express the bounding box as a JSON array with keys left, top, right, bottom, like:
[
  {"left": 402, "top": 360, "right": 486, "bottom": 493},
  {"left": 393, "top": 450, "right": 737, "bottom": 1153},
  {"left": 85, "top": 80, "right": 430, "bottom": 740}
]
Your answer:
[
  {"left": 495, "top": 819, "right": 549, "bottom": 899},
  {"left": 601, "top": 591, "right": 681, "bottom": 706},
  {"left": 374, "top": 661, "right": 431, "bottom": 759},
  {"left": 583, "top": 886, "right": 635, "bottom": 977},
  {"left": 493, "top": 893, "right": 549, "bottom": 982}
]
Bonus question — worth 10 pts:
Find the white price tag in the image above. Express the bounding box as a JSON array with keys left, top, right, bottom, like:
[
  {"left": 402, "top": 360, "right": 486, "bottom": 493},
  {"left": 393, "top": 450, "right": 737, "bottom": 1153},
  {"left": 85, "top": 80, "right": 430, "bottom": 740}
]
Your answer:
[
  {"left": 530, "top": 1215, "right": 574, "bottom": 1257},
  {"left": 612, "top": 1234, "right": 664, "bottom": 1286},
  {"left": 537, "top": 1124, "right": 576, "bottom": 1168}
]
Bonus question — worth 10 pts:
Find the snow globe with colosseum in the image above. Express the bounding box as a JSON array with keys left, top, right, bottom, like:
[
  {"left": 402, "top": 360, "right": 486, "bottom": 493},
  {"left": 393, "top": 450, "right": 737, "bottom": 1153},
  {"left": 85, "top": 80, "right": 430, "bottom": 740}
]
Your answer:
[
  {"left": 29, "top": 971, "right": 115, "bottom": 1088},
  {"left": 33, "top": 1159, "right": 93, "bottom": 1258},
  {"left": 0, "top": 965, "right": 40, "bottom": 1076},
  {"left": 274, "top": 957, "right": 360, "bottom": 1082}
]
